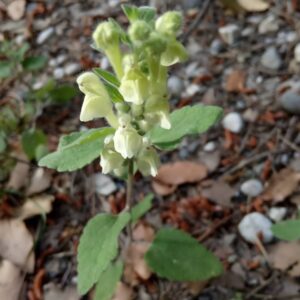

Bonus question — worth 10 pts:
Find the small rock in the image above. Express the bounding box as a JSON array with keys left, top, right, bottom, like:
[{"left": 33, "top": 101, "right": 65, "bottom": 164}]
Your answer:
[
  {"left": 209, "top": 38, "right": 224, "bottom": 55},
  {"left": 260, "top": 47, "right": 282, "bottom": 70},
  {"left": 37, "top": 27, "right": 54, "bottom": 44},
  {"left": 222, "top": 112, "right": 243, "bottom": 133},
  {"left": 280, "top": 89, "right": 300, "bottom": 115},
  {"left": 294, "top": 43, "right": 300, "bottom": 63},
  {"left": 183, "top": 0, "right": 202, "bottom": 9},
  {"left": 93, "top": 173, "right": 117, "bottom": 196},
  {"left": 101, "top": 57, "right": 110, "bottom": 70},
  {"left": 268, "top": 207, "right": 287, "bottom": 222},
  {"left": 185, "top": 62, "right": 200, "bottom": 78},
  {"left": 64, "top": 63, "right": 81, "bottom": 75},
  {"left": 56, "top": 54, "right": 67, "bottom": 65},
  {"left": 218, "top": 24, "right": 239, "bottom": 45},
  {"left": 203, "top": 141, "right": 216, "bottom": 152},
  {"left": 240, "top": 179, "right": 263, "bottom": 197},
  {"left": 238, "top": 212, "right": 273, "bottom": 244},
  {"left": 259, "top": 15, "right": 279, "bottom": 34},
  {"left": 53, "top": 68, "right": 64, "bottom": 79},
  {"left": 167, "top": 76, "right": 184, "bottom": 96},
  {"left": 185, "top": 83, "right": 201, "bottom": 97}
]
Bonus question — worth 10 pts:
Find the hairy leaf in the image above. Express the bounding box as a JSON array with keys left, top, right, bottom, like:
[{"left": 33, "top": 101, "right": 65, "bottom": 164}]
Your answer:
[
  {"left": 39, "top": 128, "right": 114, "bottom": 172},
  {"left": 145, "top": 228, "right": 223, "bottom": 281},
  {"left": 77, "top": 212, "right": 130, "bottom": 295},
  {"left": 149, "top": 105, "right": 223, "bottom": 150}
]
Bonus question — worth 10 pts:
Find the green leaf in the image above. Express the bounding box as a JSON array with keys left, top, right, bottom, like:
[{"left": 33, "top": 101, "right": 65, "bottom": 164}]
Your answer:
[
  {"left": 149, "top": 105, "right": 223, "bottom": 150},
  {"left": 131, "top": 194, "right": 154, "bottom": 223},
  {"left": 14, "top": 43, "right": 30, "bottom": 61},
  {"left": 21, "top": 128, "right": 47, "bottom": 160},
  {"left": 94, "top": 261, "right": 123, "bottom": 300},
  {"left": 93, "top": 68, "right": 120, "bottom": 87},
  {"left": 49, "top": 84, "right": 77, "bottom": 103},
  {"left": 104, "top": 82, "right": 124, "bottom": 103},
  {"left": 77, "top": 212, "right": 130, "bottom": 295},
  {"left": 122, "top": 4, "right": 139, "bottom": 22},
  {"left": 31, "top": 79, "right": 56, "bottom": 101},
  {"left": 22, "top": 55, "right": 47, "bottom": 71},
  {"left": 38, "top": 127, "right": 114, "bottom": 172},
  {"left": 138, "top": 6, "right": 156, "bottom": 22},
  {"left": 0, "top": 61, "right": 13, "bottom": 78},
  {"left": 0, "top": 131, "right": 6, "bottom": 153},
  {"left": 145, "top": 228, "right": 223, "bottom": 281},
  {"left": 34, "top": 144, "right": 48, "bottom": 160},
  {"left": 272, "top": 220, "right": 300, "bottom": 241}
]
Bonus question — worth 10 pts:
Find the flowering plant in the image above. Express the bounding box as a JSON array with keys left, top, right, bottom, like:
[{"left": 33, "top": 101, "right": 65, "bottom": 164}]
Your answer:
[{"left": 39, "top": 5, "right": 223, "bottom": 299}]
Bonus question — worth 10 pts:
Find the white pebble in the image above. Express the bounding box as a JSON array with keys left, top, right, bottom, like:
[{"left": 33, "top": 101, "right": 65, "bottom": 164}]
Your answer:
[
  {"left": 168, "top": 76, "right": 184, "bottom": 96},
  {"left": 222, "top": 112, "right": 243, "bottom": 133},
  {"left": 241, "top": 179, "right": 263, "bottom": 197},
  {"left": 238, "top": 212, "right": 273, "bottom": 244},
  {"left": 219, "top": 24, "right": 239, "bottom": 45},
  {"left": 185, "top": 83, "right": 201, "bottom": 97},
  {"left": 268, "top": 207, "right": 287, "bottom": 222},
  {"left": 203, "top": 141, "right": 216, "bottom": 152},
  {"left": 53, "top": 68, "right": 64, "bottom": 79},
  {"left": 101, "top": 57, "right": 110, "bottom": 70},
  {"left": 37, "top": 27, "right": 54, "bottom": 45},
  {"left": 258, "top": 15, "right": 279, "bottom": 34},
  {"left": 93, "top": 173, "right": 117, "bottom": 196},
  {"left": 64, "top": 63, "right": 81, "bottom": 75},
  {"left": 294, "top": 43, "right": 300, "bottom": 63}
]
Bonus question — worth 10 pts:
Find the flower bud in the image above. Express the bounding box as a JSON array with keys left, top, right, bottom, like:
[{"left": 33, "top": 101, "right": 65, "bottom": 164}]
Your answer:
[
  {"left": 146, "top": 32, "right": 167, "bottom": 55},
  {"left": 113, "top": 125, "right": 143, "bottom": 158},
  {"left": 119, "top": 69, "right": 149, "bottom": 105},
  {"left": 129, "top": 20, "right": 151, "bottom": 42},
  {"left": 115, "top": 102, "right": 130, "bottom": 113},
  {"left": 131, "top": 104, "right": 143, "bottom": 117},
  {"left": 155, "top": 11, "right": 183, "bottom": 36},
  {"left": 77, "top": 72, "right": 115, "bottom": 123},
  {"left": 137, "top": 147, "right": 160, "bottom": 177},
  {"left": 92, "top": 21, "right": 119, "bottom": 50},
  {"left": 100, "top": 148, "right": 124, "bottom": 174},
  {"left": 160, "top": 39, "right": 188, "bottom": 66}
]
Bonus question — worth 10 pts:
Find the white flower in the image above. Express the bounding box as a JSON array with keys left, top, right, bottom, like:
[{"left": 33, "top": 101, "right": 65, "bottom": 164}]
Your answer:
[
  {"left": 77, "top": 72, "right": 118, "bottom": 127},
  {"left": 119, "top": 69, "right": 149, "bottom": 105},
  {"left": 100, "top": 148, "right": 124, "bottom": 174},
  {"left": 137, "top": 147, "right": 160, "bottom": 177},
  {"left": 160, "top": 39, "right": 188, "bottom": 66},
  {"left": 113, "top": 125, "right": 143, "bottom": 159}
]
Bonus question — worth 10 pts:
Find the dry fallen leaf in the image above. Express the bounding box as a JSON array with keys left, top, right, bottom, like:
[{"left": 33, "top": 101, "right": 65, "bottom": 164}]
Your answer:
[
  {"left": 0, "top": 219, "right": 34, "bottom": 272},
  {"left": 225, "top": 69, "right": 246, "bottom": 93},
  {"left": 152, "top": 180, "right": 176, "bottom": 196},
  {"left": 7, "top": 0, "right": 26, "bottom": 21},
  {"left": 44, "top": 284, "right": 80, "bottom": 300},
  {"left": 112, "top": 282, "right": 133, "bottom": 300},
  {"left": 0, "top": 260, "right": 23, "bottom": 300},
  {"left": 202, "top": 180, "right": 235, "bottom": 207},
  {"left": 7, "top": 159, "right": 30, "bottom": 190},
  {"left": 238, "top": 0, "right": 270, "bottom": 11},
  {"left": 155, "top": 161, "right": 208, "bottom": 186},
  {"left": 270, "top": 241, "right": 300, "bottom": 277},
  {"left": 26, "top": 168, "right": 52, "bottom": 196},
  {"left": 16, "top": 194, "right": 54, "bottom": 220},
  {"left": 263, "top": 168, "right": 300, "bottom": 202}
]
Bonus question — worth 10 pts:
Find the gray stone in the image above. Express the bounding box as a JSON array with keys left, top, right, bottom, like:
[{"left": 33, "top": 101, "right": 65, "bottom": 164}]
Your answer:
[
  {"left": 222, "top": 112, "right": 243, "bottom": 133},
  {"left": 240, "top": 179, "right": 263, "bottom": 197},
  {"left": 167, "top": 76, "right": 184, "bottom": 96},
  {"left": 93, "top": 173, "right": 117, "bottom": 196},
  {"left": 209, "top": 38, "right": 224, "bottom": 55},
  {"left": 37, "top": 27, "right": 54, "bottom": 44},
  {"left": 268, "top": 207, "right": 287, "bottom": 222},
  {"left": 260, "top": 47, "right": 282, "bottom": 70},
  {"left": 294, "top": 43, "right": 300, "bottom": 63},
  {"left": 259, "top": 15, "right": 279, "bottom": 34},
  {"left": 53, "top": 68, "right": 64, "bottom": 79},
  {"left": 219, "top": 24, "right": 239, "bottom": 45},
  {"left": 203, "top": 141, "right": 216, "bottom": 152},
  {"left": 64, "top": 63, "right": 81, "bottom": 75},
  {"left": 280, "top": 89, "right": 300, "bottom": 115}
]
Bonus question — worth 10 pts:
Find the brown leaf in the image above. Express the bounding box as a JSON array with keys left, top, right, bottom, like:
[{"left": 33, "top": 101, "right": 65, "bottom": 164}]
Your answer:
[
  {"left": 225, "top": 69, "right": 246, "bottom": 93},
  {"left": 270, "top": 241, "right": 300, "bottom": 277},
  {"left": 0, "top": 260, "right": 23, "bottom": 300},
  {"left": 238, "top": 0, "right": 269, "bottom": 11},
  {"left": 7, "top": 0, "right": 26, "bottom": 21},
  {"left": 263, "top": 168, "right": 300, "bottom": 202},
  {"left": 112, "top": 283, "right": 133, "bottom": 300},
  {"left": 152, "top": 181, "right": 176, "bottom": 196},
  {"left": 7, "top": 160, "right": 30, "bottom": 190},
  {"left": 26, "top": 168, "right": 51, "bottom": 196},
  {"left": 44, "top": 284, "right": 80, "bottom": 300},
  {"left": 0, "top": 219, "right": 34, "bottom": 272},
  {"left": 201, "top": 180, "right": 235, "bottom": 207},
  {"left": 16, "top": 194, "right": 54, "bottom": 220},
  {"left": 155, "top": 161, "right": 208, "bottom": 186}
]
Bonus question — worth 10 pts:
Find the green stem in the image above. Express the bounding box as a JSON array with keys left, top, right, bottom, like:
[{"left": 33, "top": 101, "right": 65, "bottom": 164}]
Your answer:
[{"left": 126, "top": 159, "right": 134, "bottom": 240}]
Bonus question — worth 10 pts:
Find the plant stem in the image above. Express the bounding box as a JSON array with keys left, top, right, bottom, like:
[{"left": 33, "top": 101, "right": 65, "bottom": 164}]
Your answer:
[{"left": 126, "top": 159, "right": 134, "bottom": 240}]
